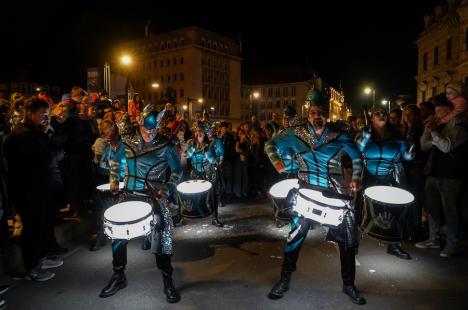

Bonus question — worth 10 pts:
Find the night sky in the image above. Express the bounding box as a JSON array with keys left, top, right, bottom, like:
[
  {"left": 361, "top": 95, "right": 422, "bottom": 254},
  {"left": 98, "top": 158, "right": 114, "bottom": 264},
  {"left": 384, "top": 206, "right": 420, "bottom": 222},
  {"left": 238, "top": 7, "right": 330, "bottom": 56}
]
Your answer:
[{"left": 0, "top": 0, "right": 438, "bottom": 112}]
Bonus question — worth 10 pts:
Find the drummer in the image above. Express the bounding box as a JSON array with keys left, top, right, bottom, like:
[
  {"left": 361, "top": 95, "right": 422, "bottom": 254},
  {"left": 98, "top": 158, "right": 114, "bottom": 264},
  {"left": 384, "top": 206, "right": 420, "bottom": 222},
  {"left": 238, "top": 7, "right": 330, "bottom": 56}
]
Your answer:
[
  {"left": 186, "top": 121, "right": 224, "bottom": 227},
  {"left": 356, "top": 106, "right": 415, "bottom": 260},
  {"left": 90, "top": 120, "right": 126, "bottom": 251},
  {"left": 99, "top": 104, "right": 182, "bottom": 304},
  {"left": 265, "top": 89, "right": 366, "bottom": 305}
]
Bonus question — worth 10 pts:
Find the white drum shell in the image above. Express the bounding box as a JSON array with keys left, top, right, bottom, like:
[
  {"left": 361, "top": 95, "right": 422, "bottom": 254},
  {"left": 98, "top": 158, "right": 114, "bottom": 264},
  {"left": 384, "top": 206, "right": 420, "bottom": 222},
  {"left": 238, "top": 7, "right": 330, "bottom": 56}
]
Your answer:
[
  {"left": 269, "top": 179, "right": 299, "bottom": 198},
  {"left": 103, "top": 201, "right": 153, "bottom": 240},
  {"left": 177, "top": 180, "right": 212, "bottom": 194}
]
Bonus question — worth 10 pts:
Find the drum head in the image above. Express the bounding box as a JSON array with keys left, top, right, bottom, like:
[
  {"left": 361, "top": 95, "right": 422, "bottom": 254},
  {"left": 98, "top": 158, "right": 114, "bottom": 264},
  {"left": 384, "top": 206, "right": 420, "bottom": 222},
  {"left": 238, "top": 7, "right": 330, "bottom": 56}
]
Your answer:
[
  {"left": 96, "top": 182, "right": 125, "bottom": 192},
  {"left": 364, "top": 186, "right": 414, "bottom": 205},
  {"left": 104, "top": 201, "right": 152, "bottom": 223},
  {"left": 269, "top": 179, "right": 299, "bottom": 198},
  {"left": 298, "top": 188, "right": 347, "bottom": 208},
  {"left": 177, "top": 180, "right": 212, "bottom": 194}
]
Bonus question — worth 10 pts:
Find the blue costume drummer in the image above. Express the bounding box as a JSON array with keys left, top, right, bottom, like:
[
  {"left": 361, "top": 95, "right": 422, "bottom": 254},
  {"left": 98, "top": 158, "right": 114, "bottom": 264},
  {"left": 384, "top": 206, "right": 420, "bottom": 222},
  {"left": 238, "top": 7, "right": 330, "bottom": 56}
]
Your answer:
[
  {"left": 356, "top": 105, "right": 415, "bottom": 260},
  {"left": 265, "top": 88, "right": 366, "bottom": 305},
  {"left": 99, "top": 104, "right": 182, "bottom": 303},
  {"left": 186, "top": 120, "right": 224, "bottom": 227}
]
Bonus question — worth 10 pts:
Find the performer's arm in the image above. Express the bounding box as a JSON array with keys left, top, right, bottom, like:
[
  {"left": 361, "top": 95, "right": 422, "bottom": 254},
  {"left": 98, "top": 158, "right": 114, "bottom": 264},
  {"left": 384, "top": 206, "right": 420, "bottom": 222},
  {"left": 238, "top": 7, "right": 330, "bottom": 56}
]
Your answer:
[
  {"left": 355, "top": 128, "right": 371, "bottom": 152},
  {"left": 160, "top": 145, "right": 183, "bottom": 198},
  {"left": 109, "top": 143, "right": 125, "bottom": 191},
  {"left": 264, "top": 129, "right": 294, "bottom": 173},
  {"left": 340, "top": 134, "right": 363, "bottom": 183},
  {"left": 399, "top": 139, "right": 415, "bottom": 161}
]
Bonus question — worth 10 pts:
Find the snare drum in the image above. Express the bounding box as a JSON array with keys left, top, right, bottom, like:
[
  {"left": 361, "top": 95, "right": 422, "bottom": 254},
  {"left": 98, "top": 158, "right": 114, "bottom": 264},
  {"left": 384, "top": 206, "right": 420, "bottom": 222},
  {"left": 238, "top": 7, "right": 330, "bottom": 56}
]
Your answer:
[
  {"left": 269, "top": 179, "right": 299, "bottom": 221},
  {"left": 177, "top": 180, "right": 213, "bottom": 218},
  {"left": 360, "top": 186, "right": 414, "bottom": 242},
  {"left": 293, "top": 188, "right": 348, "bottom": 227},
  {"left": 103, "top": 201, "right": 153, "bottom": 240},
  {"left": 95, "top": 182, "right": 125, "bottom": 210}
]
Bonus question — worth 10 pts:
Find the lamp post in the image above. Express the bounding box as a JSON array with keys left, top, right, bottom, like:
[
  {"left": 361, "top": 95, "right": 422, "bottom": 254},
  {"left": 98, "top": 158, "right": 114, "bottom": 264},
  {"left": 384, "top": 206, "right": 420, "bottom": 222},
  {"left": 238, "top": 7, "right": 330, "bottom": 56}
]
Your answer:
[
  {"left": 364, "top": 87, "right": 376, "bottom": 109},
  {"left": 249, "top": 91, "right": 260, "bottom": 117},
  {"left": 187, "top": 97, "right": 204, "bottom": 121},
  {"left": 121, "top": 54, "right": 132, "bottom": 106},
  {"left": 381, "top": 99, "right": 391, "bottom": 113}
]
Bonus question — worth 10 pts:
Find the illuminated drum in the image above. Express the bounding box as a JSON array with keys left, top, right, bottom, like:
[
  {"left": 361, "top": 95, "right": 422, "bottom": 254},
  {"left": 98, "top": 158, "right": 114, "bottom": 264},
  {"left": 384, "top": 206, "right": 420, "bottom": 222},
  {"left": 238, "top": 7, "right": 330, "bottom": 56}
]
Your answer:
[
  {"left": 360, "top": 186, "right": 414, "bottom": 242},
  {"left": 95, "top": 182, "right": 125, "bottom": 210},
  {"left": 293, "top": 188, "right": 348, "bottom": 227},
  {"left": 177, "top": 180, "right": 213, "bottom": 218},
  {"left": 269, "top": 179, "right": 299, "bottom": 221},
  {"left": 103, "top": 201, "right": 153, "bottom": 240}
]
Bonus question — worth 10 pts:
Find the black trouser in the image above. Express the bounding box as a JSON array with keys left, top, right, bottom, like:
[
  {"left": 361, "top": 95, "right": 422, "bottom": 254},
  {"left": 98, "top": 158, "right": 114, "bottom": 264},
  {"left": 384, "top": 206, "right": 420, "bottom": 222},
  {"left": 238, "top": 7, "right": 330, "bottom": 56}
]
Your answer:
[
  {"left": 111, "top": 239, "right": 173, "bottom": 276},
  {"left": 19, "top": 208, "right": 47, "bottom": 270},
  {"left": 282, "top": 216, "right": 356, "bottom": 286}
]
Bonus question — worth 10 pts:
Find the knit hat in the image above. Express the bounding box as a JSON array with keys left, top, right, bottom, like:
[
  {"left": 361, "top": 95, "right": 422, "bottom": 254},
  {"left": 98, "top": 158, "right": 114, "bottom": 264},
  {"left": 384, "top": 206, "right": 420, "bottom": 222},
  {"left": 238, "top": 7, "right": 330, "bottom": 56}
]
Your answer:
[{"left": 446, "top": 81, "right": 464, "bottom": 95}]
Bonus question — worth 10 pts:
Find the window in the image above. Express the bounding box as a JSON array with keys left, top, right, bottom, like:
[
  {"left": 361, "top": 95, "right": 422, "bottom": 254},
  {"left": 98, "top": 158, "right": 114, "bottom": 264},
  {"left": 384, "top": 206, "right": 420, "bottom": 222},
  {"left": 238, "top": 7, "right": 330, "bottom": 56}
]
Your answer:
[
  {"left": 180, "top": 38, "right": 185, "bottom": 46},
  {"left": 283, "top": 87, "right": 289, "bottom": 97},
  {"left": 173, "top": 58, "right": 177, "bottom": 65},
  {"left": 180, "top": 89, "right": 184, "bottom": 98},
  {"left": 275, "top": 88, "right": 280, "bottom": 97},
  {"left": 155, "top": 44, "right": 159, "bottom": 51},
  {"left": 180, "top": 73, "right": 184, "bottom": 81},
  {"left": 174, "top": 41, "right": 178, "bottom": 48},
  {"left": 268, "top": 88, "right": 273, "bottom": 97},
  {"left": 261, "top": 88, "right": 266, "bottom": 97},
  {"left": 283, "top": 100, "right": 289, "bottom": 107},
  {"left": 267, "top": 101, "right": 272, "bottom": 109},
  {"left": 167, "top": 59, "right": 170, "bottom": 66},
  {"left": 291, "top": 100, "right": 296, "bottom": 107},
  {"left": 423, "top": 52, "right": 427, "bottom": 71},
  {"left": 168, "top": 41, "right": 172, "bottom": 49},
  {"left": 291, "top": 86, "right": 296, "bottom": 96},
  {"left": 275, "top": 100, "right": 281, "bottom": 108},
  {"left": 161, "top": 42, "right": 165, "bottom": 50},
  {"left": 422, "top": 90, "right": 426, "bottom": 102},
  {"left": 173, "top": 74, "right": 177, "bottom": 81},
  {"left": 432, "top": 86, "right": 437, "bottom": 96},
  {"left": 208, "top": 40, "right": 212, "bottom": 49},
  {"left": 167, "top": 75, "right": 170, "bottom": 82},
  {"left": 447, "top": 38, "right": 452, "bottom": 59},
  {"left": 160, "top": 60, "right": 164, "bottom": 67},
  {"left": 202, "top": 57, "right": 205, "bottom": 65},
  {"left": 153, "top": 60, "right": 157, "bottom": 68},
  {"left": 180, "top": 57, "right": 184, "bottom": 64},
  {"left": 434, "top": 46, "right": 439, "bottom": 66},
  {"left": 201, "top": 39, "right": 205, "bottom": 47},
  {"left": 161, "top": 76, "right": 164, "bottom": 83},
  {"left": 260, "top": 102, "right": 266, "bottom": 109}
]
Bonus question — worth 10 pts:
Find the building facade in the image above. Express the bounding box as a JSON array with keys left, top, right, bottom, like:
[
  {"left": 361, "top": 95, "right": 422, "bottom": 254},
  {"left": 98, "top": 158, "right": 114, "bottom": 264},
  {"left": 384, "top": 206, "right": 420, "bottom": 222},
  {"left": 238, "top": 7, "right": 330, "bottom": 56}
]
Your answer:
[
  {"left": 119, "top": 26, "right": 242, "bottom": 120},
  {"left": 416, "top": 0, "right": 468, "bottom": 103},
  {"left": 240, "top": 78, "right": 348, "bottom": 122}
]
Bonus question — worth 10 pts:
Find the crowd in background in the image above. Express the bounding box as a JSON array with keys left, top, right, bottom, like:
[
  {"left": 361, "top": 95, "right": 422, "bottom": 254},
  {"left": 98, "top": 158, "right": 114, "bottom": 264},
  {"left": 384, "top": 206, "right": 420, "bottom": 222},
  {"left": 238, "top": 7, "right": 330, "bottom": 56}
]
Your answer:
[{"left": 0, "top": 81, "right": 468, "bottom": 307}]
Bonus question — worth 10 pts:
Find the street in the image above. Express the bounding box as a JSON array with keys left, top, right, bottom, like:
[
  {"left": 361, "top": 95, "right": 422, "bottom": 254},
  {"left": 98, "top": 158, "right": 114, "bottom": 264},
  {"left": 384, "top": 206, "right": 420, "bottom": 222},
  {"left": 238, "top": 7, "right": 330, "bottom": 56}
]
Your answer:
[{"left": 3, "top": 200, "right": 467, "bottom": 310}]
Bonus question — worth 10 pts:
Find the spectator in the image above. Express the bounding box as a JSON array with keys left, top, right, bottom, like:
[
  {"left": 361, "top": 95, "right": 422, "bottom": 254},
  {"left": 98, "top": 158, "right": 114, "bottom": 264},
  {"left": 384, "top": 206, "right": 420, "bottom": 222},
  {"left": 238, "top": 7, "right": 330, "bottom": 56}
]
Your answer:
[
  {"left": 439, "top": 81, "right": 467, "bottom": 124},
  {"left": 5, "top": 97, "right": 63, "bottom": 281},
  {"left": 233, "top": 129, "right": 249, "bottom": 198},
  {"left": 416, "top": 100, "right": 468, "bottom": 257},
  {"left": 389, "top": 107, "right": 405, "bottom": 135}
]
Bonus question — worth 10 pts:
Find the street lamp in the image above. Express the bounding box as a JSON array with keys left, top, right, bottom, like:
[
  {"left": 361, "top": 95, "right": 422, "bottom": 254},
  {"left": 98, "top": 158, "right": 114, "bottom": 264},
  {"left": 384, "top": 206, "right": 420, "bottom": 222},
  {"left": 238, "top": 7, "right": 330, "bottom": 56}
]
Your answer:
[
  {"left": 120, "top": 54, "right": 133, "bottom": 106},
  {"left": 151, "top": 83, "right": 159, "bottom": 88},
  {"left": 381, "top": 99, "right": 391, "bottom": 113},
  {"left": 363, "top": 87, "right": 376, "bottom": 108},
  {"left": 249, "top": 91, "right": 260, "bottom": 117},
  {"left": 187, "top": 97, "right": 204, "bottom": 121}
]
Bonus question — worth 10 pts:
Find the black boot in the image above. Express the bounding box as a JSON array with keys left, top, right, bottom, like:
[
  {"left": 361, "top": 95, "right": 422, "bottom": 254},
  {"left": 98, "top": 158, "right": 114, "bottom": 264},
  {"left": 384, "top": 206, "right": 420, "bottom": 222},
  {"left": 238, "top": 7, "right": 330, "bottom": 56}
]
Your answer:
[
  {"left": 163, "top": 275, "right": 180, "bottom": 303},
  {"left": 343, "top": 285, "right": 366, "bottom": 305},
  {"left": 212, "top": 216, "right": 224, "bottom": 227},
  {"left": 386, "top": 244, "right": 411, "bottom": 260},
  {"left": 99, "top": 270, "right": 127, "bottom": 298},
  {"left": 268, "top": 271, "right": 291, "bottom": 300}
]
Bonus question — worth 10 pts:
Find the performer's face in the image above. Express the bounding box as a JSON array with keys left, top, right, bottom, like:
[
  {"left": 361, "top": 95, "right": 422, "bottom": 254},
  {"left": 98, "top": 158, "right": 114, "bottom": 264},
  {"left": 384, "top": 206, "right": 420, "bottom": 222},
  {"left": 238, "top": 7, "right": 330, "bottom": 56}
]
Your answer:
[
  {"left": 197, "top": 130, "right": 205, "bottom": 143},
  {"left": 139, "top": 125, "right": 157, "bottom": 142},
  {"left": 308, "top": 106, "right": 327, "bottom": 129}
]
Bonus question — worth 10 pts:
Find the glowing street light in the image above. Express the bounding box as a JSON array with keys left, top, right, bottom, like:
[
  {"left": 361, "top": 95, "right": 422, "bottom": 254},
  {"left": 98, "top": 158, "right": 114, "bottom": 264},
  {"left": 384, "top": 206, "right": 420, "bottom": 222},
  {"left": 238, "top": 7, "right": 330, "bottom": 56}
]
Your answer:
[
  {"left": 151, "top": 83, "right": 160, "bottom": 88},
  {"left": 363, "top": 87, "right": 376, "bottom": 108},
  {"left": 182, "top": 105, "right": 188, "bottom": 110},
  {"left": 121, "top": 55, "right": 132, "bottom": 65},
  {"left": 249, "top": 91, "right": 261, "bottom": 116},
  {"left": 381, "top": 99, "right": 391, "bottom": 113}
]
